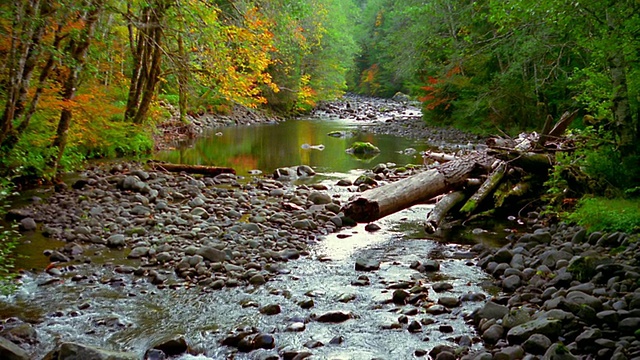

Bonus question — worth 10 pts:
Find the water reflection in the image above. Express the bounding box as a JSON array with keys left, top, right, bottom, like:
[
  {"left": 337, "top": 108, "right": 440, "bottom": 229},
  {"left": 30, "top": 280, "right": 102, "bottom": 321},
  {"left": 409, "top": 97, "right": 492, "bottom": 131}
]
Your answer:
[{"left": 156, "top": 119, "right": 433, "bottom": 175}]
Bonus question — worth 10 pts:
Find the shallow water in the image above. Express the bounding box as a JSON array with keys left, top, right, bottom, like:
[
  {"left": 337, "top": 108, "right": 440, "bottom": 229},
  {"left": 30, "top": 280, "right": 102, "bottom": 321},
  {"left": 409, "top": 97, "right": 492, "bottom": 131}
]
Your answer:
[
  {"left": 155, "top": 117, "right": 454, "bottom": 176},
  {"left": 1, "top": 117, "right": 512, "bottom": 359}
]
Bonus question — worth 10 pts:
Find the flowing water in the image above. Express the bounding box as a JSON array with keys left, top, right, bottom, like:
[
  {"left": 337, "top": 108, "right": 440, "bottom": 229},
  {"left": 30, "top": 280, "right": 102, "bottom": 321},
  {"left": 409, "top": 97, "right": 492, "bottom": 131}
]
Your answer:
[{"left": 1, "top": 116, "right": 511, "bottom": 359}]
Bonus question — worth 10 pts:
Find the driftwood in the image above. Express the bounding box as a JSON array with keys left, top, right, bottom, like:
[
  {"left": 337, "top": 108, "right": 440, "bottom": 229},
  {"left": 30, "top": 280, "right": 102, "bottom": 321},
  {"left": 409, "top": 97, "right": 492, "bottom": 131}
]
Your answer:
[
  {"left": 425, "top": 191, "right": 467, "bottom": 234},
  {"left": 343, "top": 152, "right": 494, "bottom": 222},
  {"left": 150, "top": 163, "right": 236, "bottom": 176},
  {"left": 459, "top": 161, "right": 507, "bottom": 215}
]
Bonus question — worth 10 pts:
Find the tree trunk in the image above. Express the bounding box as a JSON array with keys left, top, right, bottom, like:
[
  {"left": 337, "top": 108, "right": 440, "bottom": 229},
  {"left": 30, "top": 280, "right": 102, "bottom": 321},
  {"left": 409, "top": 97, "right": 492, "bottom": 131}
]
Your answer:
[
  {"left": 342, "top": 152, "right": 495, "bottom": 223},
  {"left": 459, "top": 161, "right": 506, "bottom": 215},
  {"left": 425, "top": 190, "right": 467, "bottom": 234},
  {"left": 0, "top": 0, "right": 48, "bottom": 145},
  {"left": 50, "top": 1, "right": 103, "bottom": 178},
  {"left": 150, "top": 163, "right": 236, "bottom": 176},
  {"left": 125, "top": 1, "right": 169, "bottom": 124},
  {"left": 609, "top": 51, "right": 637, "bottom": 154}
]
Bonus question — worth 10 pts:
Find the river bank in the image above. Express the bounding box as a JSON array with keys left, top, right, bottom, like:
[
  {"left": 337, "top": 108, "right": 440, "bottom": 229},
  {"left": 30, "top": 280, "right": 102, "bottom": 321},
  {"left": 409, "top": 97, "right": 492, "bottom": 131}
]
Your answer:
[{"left": 1, "top": 96, "right": 639, "bottom": 359}]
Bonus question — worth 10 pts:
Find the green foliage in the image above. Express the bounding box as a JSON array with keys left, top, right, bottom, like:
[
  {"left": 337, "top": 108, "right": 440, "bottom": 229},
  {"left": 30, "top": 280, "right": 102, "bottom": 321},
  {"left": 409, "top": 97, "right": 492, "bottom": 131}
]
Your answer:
[
  {"left": 0, "top": 179, "right": 18, "bottom": 294},
  {"left": 567, "top": 197, "right": 640, "bottom": 234}
]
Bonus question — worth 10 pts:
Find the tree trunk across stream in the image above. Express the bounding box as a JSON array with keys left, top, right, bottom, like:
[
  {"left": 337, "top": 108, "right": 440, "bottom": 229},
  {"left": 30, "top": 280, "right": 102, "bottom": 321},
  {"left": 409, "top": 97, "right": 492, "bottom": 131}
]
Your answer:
[{"left": 1, "top": 96, "right": 639, "bottom": 360}]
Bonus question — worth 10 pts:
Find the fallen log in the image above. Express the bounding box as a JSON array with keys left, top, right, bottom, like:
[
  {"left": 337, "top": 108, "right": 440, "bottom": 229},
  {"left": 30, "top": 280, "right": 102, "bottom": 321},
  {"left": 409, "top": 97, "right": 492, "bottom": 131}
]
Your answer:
[
  {"left": 150, "top": 163, "right": 236, "bottom": 176},
  {"left": 342, "top": 152, "right": 495, "bottom": 223},
  {"left": 425, "top": 191, "right": 467, "bottom": 234},
  {"left": 460, "top": 161, "right": 507, "bottom": 215}
]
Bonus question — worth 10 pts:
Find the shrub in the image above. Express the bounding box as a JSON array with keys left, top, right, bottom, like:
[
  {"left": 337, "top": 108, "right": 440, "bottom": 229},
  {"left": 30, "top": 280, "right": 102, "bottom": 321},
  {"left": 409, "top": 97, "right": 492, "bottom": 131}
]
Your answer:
[
  {"left": 0, "top": 178, "right": 18, "bottom": 294},
  {"left": 567, "top": 197, "right": 640, "bottom": 234}
]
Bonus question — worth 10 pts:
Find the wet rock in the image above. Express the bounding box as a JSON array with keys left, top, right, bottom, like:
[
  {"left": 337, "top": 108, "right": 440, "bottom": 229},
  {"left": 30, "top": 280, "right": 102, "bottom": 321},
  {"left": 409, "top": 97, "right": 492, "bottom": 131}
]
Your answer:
[
  {"left": 249, "top": 274, "right": 266, "bottom": 285},
  {"left": 502, "top": 274, "right": 521, "bottom": 292},
  {"left": 408, "top": 320, "right": 422, "bottom": 333},
  {"left": 313, "top": 311, "right": 353, "bottom": 323},
  {"left": 144, "top": 349, "right": 166, "bottom": 360},
  {"left": 355, "top": 257, "right": 380, "bottom": 271},
  {"left": 438, "top": 297, "right": 461, "bottom": 308},
  {"left": 0, "top": 320, "right": 37, "bottom": 345},
  {"left": 329, "top": 336, "right": 344, "bottom": 345},
  {"left": 298, "top": 299, "right": 314, "bottom": 309},
  {"left": 286, "top": 322, "right": 306, "bottom": 332},
  {"left": 149, "top": 335, "right": 188, "bottom": 356},
  {"left": 618, "top": 317, "right": 640, "bottom": 334},
  {"left": 392, "top": 289, "right": 410, "bottom": 304},
  {"left": 432, "top": 282, "right": 453, "bottom": 293},
  {"left": 259, "top": 304, "right": 281, "bottom": 315},
  {"left": 128, "top": 246, "right": 149, "bottom": 259},
  {"left": 253, "top": 334, "right": 275, "bottom": 349},
  {"left": 422, "top": 259, "right": 440, "bottom": 272},
  {"left": 364, "top": 223, "right": 381, "bottom": 232},
  {"left": 0, "top": 336, "right": 29, "bottom": 360},
  {"left": 43, "top": 342, "right": 137, "bottom": 360}
]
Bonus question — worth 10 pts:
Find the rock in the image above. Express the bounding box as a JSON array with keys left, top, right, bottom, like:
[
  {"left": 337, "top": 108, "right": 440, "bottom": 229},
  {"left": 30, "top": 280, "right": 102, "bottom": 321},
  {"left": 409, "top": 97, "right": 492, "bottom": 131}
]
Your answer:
[
  {"left": 198, "top": 246, "right": 227, "bottom": 262},
  {"left": 473, "top": 301, "right": 508, "bottom": 324},
  {"left": 364, "top": 223, "right": 381, "bottom": 232},
  {"left": 422, "top": 259, "right": 440, "bottom": 272},
  {"left": 314, "top": 311, "right": 353, "bottom": 323},
  {"left": 542, "top": 343, "right": 577, "bottom": 360},
  {"left": 392, "top": 289, "right": 410, "bottom": 304},
  {"left": 128, "top": 246, "right": 149, "bottom": 259},
  {"left": 107, "top": 234, "right": 126, "bottom": 248},
  {"left": 253, "top": 334, "right": 275, "bottom": 349},
  {"left": 494, "top": 345, "right": 525, "bottom": 360},
  {"left": 308, "top": 191, "right": 331, "bottom": 205},
  {"left": 149, "top": 335, "right": 188, "bottom": 356},
  {"left": 618, "top": 317, "right": 640, "bottom": 334},
  {"left": 523, "top": 334, "right": 552, "bottom": 355},
  {"left": 249, "top": 274, "right": 266, "bottom": 285},
  {"left": 19, "top": 218, "right": 37, "bottom": 231},
  {"left": 298, "top": 299, "right": 314, "bottom": 309},
  {"left": 49, "top": 251, "right": 70, "bottom": 263},
  {"left": 0, "top": 336, "right": 29, "bottom": 360},
  {"left": 438, "top": 297, "right": 461, "bottom": 308},
  {"left": 259, "top": 304, "right": 281, "bottom": 315},
  {"left": 408, "top": 320, "right": 422, "bottom": 333},
  {"left": 43, "top": 342, "right": 137, "bottom": 360},
  {"left": 482, "top": 324, "right": 504, "bottom": 344},
  {"left": 432, "top": 282, "right": 453, "bottom": 292},
  {"left": 565, "top": 290, "right": 602, "bottom": 311},
  {"left": 507, "top": 318, "right": 562, "bottom": 344},
  {"left": 286, "top": 322, "right": 306, "bottom": 332},
  {"left": 355, "top": 257, "right": 380, "bottom": 271},
  {"left": 502, "top": 274, "right": 521, "bottom": 292}
]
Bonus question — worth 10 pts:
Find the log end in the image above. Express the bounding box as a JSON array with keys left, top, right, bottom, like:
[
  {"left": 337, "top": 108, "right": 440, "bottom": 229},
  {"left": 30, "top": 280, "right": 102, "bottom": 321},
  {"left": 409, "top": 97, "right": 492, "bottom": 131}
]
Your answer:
[{"left": 342, "top": 198, "right": 380, "bottom": 223}]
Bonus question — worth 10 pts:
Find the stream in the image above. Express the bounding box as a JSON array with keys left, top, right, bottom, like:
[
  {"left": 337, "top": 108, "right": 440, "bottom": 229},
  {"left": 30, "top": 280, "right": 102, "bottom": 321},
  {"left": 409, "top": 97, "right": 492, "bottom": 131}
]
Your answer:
[{"left": 1, "top": 111, "right": 512, "bottom": 359}]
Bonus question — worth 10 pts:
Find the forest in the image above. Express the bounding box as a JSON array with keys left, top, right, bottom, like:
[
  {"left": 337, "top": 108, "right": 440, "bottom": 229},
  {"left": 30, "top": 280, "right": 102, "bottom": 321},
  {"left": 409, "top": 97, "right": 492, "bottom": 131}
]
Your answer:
[{"left": 1, "top": 0, "right": 639, "bottom": 231}]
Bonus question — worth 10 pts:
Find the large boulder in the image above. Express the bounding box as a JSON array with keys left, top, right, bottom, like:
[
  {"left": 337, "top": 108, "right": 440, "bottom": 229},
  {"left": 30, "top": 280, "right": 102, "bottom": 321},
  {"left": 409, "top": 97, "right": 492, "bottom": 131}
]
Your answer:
[{"left": 42, "top": 342, "right": 137, "bottom": 360}]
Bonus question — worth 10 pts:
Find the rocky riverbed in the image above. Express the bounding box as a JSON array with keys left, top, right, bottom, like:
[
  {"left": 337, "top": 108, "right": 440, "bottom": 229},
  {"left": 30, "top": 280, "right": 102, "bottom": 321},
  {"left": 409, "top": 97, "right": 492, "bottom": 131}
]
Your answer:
[{"left": 1, "top": 96, "right": 639, "bottom": 360}]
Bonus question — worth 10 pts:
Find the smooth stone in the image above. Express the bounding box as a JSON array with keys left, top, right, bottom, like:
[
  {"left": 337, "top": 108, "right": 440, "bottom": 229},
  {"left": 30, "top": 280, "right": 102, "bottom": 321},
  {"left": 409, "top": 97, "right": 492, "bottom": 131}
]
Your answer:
[
  {"left": 19, "top": 218, "right": 37, "bottom": 231},
  {"left": 314, "top": 311, "right": 353, "bottom": 323},
  {"left": 432, "top": 282, "right": 453, "bottom": 293},
  {"left": 107, "top": 234, "right": 126, "bottom": 248},
  {"left": 355, "top": 257, "right": 380, "bottom": 271},
  {"left": 543, "top": 343, "right": 578, "bottom": 360},
  {"left": 44, "top": 342, "right": 137, "bottom": 360},
  {"left": 523, "top": 334, "right": 552, "bottom": 355},
  {"left": 259, "top": 304, "right": 281, "bottom": 316},
  {"left": 482, "top": 324, "right": 504, "bottom": 344},
  {"left": 0, "top": 336, "right": 29, "bottom": 360},
  {"left": 507, "top": 318, "right": 562, "bottom": 344}
]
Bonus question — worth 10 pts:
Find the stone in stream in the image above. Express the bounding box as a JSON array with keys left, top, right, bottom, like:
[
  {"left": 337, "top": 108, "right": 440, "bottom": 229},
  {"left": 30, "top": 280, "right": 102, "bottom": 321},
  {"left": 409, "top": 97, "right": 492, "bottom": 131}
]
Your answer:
[
  {"left": 43, "top": 342, "right": 138, "bottom": 360},
  {"left": 313, "top": 311, "right": 353, "bottom": 323},
  {"left": 0, "top": 336, "right": 29, "bottom": 360},
  {"left": 107, "top": 234, "right": 126, "bottom": 248},
  {"left": 148, "top": 335, "right": 188, "bottom": 357},
  {"left": 259, "top": 304, "right": 281, "bottom": 316},
  {"left": 355, "top": 257, "right": 380, "bottom": 271},
  {"left": 432, "top": 282, "right": 453, "bottom": 293}
]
